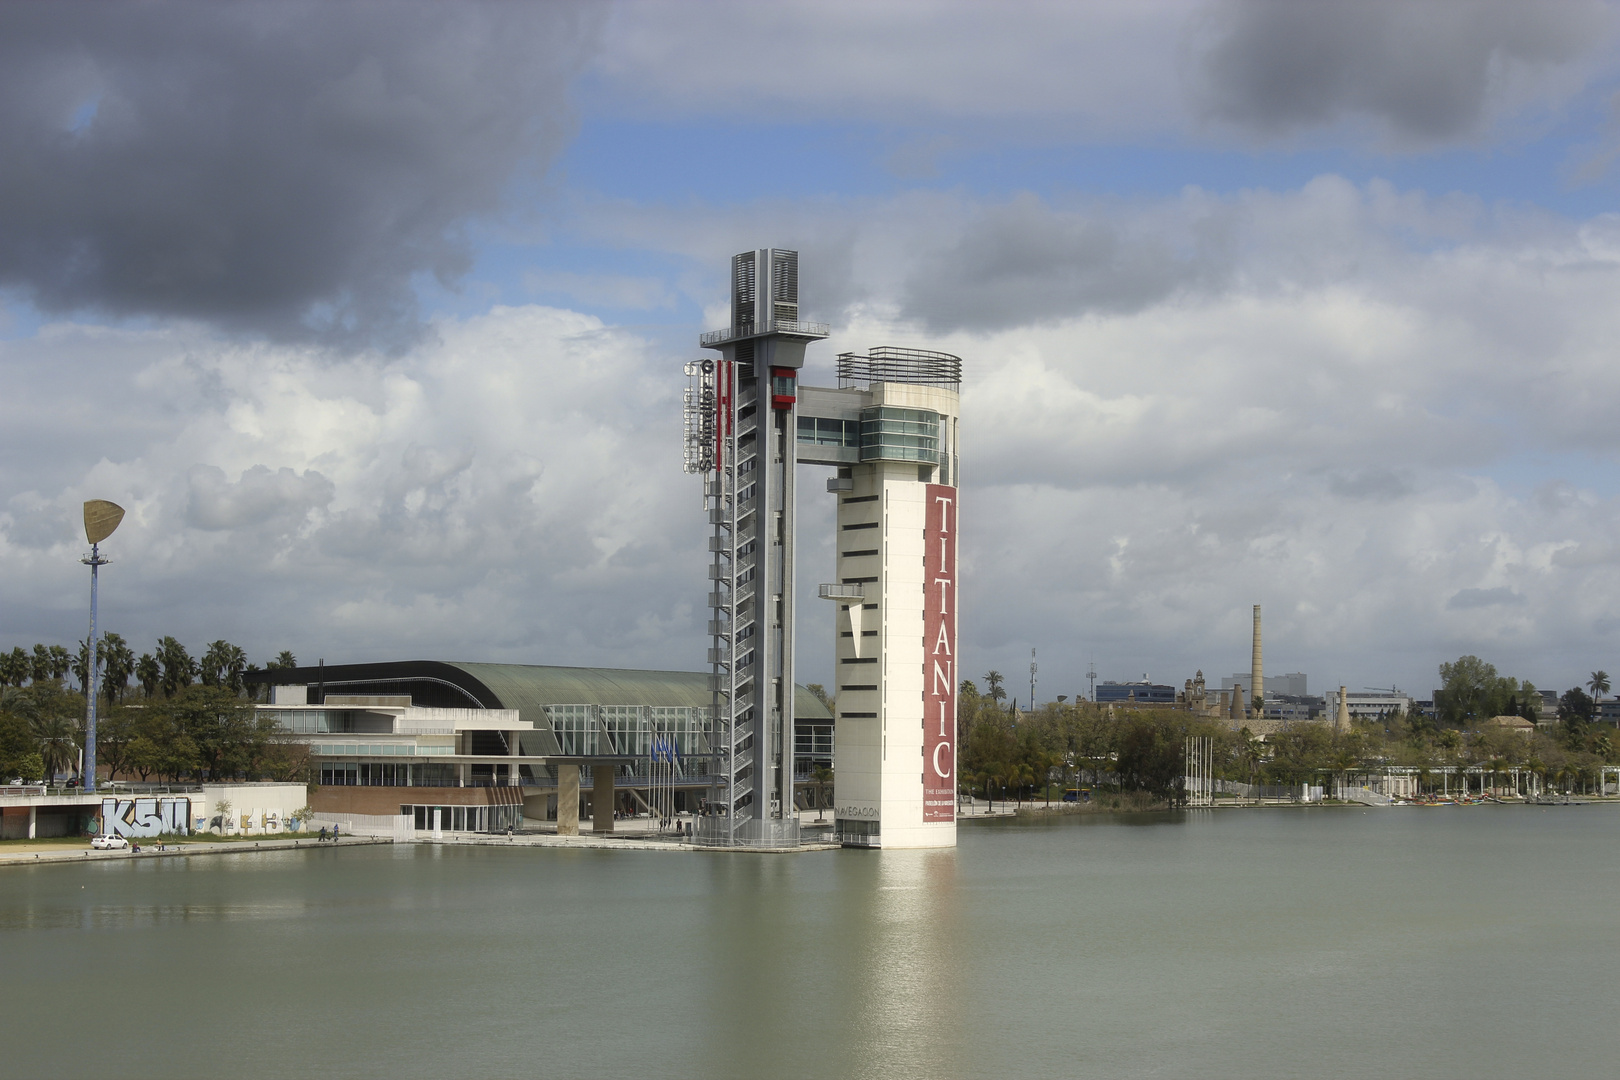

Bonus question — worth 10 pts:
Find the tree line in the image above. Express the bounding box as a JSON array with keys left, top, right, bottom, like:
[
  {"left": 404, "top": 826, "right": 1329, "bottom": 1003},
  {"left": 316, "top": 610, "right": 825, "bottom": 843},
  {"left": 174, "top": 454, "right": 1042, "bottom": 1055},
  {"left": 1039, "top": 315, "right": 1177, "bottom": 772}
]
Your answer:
[
  {"left": 0, "top": 636, "right": 304, "bottom": 784},
  {"left": 958, "top": 656, "right": 1620, "bottom": 806}
]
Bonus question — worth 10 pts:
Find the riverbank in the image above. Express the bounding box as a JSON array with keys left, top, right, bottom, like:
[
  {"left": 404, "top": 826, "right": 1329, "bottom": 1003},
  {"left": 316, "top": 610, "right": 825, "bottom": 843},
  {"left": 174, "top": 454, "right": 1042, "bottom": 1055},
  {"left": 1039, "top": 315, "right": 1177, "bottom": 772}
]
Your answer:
[{"left": 0, "top": 834, "right": 390, "bottom": 867}]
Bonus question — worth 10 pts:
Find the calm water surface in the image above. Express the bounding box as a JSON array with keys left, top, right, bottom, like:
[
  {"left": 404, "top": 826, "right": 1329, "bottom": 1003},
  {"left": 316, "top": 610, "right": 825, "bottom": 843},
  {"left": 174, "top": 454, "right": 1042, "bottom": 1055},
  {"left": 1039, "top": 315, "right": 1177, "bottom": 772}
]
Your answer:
[{"left": 3, "top": 806, "right": 1618, "bottom": 1078}]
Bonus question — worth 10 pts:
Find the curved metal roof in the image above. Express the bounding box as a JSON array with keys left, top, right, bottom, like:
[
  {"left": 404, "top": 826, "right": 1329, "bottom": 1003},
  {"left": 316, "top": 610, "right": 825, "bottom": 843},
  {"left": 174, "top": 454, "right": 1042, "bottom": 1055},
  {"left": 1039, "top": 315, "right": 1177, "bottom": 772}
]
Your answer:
[{"left": 247, "top": 660, "right": 834, "bottom": 729}]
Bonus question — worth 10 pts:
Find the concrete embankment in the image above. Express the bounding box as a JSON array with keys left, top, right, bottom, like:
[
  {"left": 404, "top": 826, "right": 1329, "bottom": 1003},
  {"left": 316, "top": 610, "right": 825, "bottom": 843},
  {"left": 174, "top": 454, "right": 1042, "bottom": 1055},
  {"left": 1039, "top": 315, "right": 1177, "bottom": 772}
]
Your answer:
[
  {"left": 0, "top": 835, "right": 390, "bottom": 868},
  {"left": 3, "top": 830, "right": 844, "bottom": 867},
  {"left": 420, "top": 833, "right": 840, "bottom": 853}
]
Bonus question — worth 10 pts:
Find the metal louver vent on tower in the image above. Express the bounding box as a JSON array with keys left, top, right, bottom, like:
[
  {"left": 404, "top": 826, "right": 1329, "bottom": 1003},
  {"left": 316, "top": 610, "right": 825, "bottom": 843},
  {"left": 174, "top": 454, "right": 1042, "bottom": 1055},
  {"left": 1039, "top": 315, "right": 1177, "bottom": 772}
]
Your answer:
[
  {"left": 770, "top": 250, "right": 798, "bottom": 324},
  {"left": 732, "top": 251, "right": 756, "bottom": 329}
]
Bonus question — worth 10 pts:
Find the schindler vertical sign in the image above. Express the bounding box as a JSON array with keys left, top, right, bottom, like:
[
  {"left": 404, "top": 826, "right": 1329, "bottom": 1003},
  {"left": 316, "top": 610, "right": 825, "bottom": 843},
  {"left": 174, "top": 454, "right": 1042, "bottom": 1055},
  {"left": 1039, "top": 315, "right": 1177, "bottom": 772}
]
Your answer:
[{"left": 923, "top": 484, "right": 957, "bottom": 821}]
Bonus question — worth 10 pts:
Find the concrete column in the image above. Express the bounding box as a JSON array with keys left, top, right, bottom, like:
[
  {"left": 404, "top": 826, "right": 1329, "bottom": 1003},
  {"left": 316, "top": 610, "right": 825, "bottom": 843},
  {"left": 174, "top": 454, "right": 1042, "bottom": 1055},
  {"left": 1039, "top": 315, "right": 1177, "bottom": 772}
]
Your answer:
[
  {"left": 557, "top": 765, "right": 580, "bottom": 836},
  {"left": 593, "top": 764, "right": 615, "bottom": 834},
  {"left": 509, "top": 727, "right": 523, "bottom": 786},
  {"left": 28, "top": 806, "right": 37, "bottom": 839}
]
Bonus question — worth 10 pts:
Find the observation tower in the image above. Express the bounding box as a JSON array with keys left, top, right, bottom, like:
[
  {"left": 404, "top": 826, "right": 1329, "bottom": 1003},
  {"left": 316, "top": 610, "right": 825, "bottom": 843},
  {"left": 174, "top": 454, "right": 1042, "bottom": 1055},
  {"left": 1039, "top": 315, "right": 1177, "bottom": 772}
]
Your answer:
[
  {"left": 685, "top": 249, "right": 962, "bottom": 849},
  {"left": 686, "top": 249, "right": 828, "bottom": 847}
]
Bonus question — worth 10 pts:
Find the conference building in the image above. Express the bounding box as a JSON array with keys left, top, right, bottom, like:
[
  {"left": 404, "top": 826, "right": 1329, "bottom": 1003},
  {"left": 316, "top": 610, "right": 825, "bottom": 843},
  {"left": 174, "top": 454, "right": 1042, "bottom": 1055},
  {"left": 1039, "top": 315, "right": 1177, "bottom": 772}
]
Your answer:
[{"left": 247, "top": 661, "right": 831, "bottom": 835}]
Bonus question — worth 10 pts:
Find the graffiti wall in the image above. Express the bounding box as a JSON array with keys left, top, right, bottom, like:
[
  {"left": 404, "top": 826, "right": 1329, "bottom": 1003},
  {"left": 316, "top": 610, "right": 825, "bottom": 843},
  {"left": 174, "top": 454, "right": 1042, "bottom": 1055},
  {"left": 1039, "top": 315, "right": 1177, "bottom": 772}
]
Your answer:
[{"left": 100, "top": 797, "right": 192, "bottom": 837}]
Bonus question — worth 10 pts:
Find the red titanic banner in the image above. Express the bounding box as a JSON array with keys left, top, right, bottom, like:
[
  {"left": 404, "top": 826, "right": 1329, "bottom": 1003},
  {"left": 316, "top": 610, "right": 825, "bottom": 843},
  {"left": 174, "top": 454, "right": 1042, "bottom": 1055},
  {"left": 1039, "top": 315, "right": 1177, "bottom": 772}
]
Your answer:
[{"left": 923, "top": 484, "right": 957, "bottom": 822}]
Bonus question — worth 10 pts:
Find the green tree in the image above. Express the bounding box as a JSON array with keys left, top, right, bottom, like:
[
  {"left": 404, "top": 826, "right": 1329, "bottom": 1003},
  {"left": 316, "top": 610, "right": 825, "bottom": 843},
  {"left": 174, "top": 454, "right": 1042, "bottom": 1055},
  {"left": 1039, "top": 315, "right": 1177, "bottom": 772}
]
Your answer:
[
  {"left": 1558, "top": 687, "right": 1594, "bottom": 744},
  {"left": 0, "top": 695, "right": 45, "bottom": 778},
  {"left": 169, "top": 684, "right": 270, "bottom": 781},
  {"left": 1437, "top": 655, "right": 1497, "bottom": 726},
  {"left": 199, "top": 640, "right": 248, "bottom": 693},
  {"left": 810, "top": 764, "right": 834, "bottom": 820},
  {"left": 1589, "top": 671, "right": 1611, "bottom": 702},
  {"left": 156, "top": 637, "right": 197, "bottom": 697},
  {"left": 983, "top": 670, "right": 1006, "bottom": 703},
  {"left": 99, "top": 633, "right": 137, "bottom": 704},
  {"left": 267, "top": 650, "right": 297, "bottom": 670},
  {"left": 95, "top": 704, "right": 141, "bottom": 781},
  {"left": 0, "top": 647, "right": 32, "bottom": 687},
  {"left": 127, "top": 701, "right": 199, "bottom": 782},
  {"left": 30, "top": 644, "right": 54, "bottom": 684},
  {"left": 72, "top": 637, "right": 101, "bottom": 697},
  {"left": 136, "top": 653, "right": 161, "bottom": 698}
]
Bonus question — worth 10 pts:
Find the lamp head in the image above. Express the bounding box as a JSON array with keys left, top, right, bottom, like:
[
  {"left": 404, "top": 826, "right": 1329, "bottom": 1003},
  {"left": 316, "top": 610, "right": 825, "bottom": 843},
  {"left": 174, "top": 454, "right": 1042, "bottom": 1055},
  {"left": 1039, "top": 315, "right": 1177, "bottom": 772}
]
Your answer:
[{"left": 84, "top": 500, "right": 125, "bottom": 545}]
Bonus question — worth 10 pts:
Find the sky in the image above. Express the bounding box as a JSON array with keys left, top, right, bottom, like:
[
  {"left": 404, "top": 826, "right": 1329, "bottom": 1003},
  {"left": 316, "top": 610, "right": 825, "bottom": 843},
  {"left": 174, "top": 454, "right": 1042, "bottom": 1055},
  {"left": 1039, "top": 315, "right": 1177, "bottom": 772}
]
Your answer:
[{"left": 4, "top": 0, "right": 1620, "bottom": 703}]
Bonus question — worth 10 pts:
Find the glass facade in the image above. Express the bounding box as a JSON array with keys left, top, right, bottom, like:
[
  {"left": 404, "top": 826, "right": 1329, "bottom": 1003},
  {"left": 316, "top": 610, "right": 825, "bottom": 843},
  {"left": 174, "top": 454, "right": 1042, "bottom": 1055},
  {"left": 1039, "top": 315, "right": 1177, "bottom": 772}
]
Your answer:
[
  {"left": 545, "top": 704, "right": 597, "bottom": 755},
  {"left": 310, "top": 742, "right": 431, "bottom": 756},
  {"left": 796, "top": 415, "right": 860, "bottom": 448},
  {"left": 319, "top": 762, "right": 458, "bottom": 787},
  {"left": 267, "top": 709, "right": 380, "bottom": 734},
  {"left": 858, "top": 406, "right": 940, "bottom": 464},
  {"left": 601, "top": 705, "right": 643, "bottom": 755},
  {"left": 404, "top": 803, "right": 521, "bottom": 833}
]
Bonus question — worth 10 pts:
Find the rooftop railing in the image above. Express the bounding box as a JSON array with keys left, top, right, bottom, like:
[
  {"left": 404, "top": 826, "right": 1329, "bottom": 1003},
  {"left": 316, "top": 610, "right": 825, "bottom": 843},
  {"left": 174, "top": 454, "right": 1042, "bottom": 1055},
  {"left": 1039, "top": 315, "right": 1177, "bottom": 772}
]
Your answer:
[{"left": 700, "top": 319, "right": 830, "bottom": 346}]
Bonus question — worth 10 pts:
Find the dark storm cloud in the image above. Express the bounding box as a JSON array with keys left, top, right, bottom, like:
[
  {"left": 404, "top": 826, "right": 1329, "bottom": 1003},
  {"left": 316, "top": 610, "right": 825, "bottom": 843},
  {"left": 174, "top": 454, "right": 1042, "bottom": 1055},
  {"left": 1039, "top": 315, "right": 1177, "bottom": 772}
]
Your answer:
[
  {"left": 900, "top": 195, "right": 1222, "bottom": 332},
  {"left": 0, "top": 1, "right": 602, "bottom": 345},
  {"left": 1190, "top": 0, "right": 1606, "bottom": 141}
]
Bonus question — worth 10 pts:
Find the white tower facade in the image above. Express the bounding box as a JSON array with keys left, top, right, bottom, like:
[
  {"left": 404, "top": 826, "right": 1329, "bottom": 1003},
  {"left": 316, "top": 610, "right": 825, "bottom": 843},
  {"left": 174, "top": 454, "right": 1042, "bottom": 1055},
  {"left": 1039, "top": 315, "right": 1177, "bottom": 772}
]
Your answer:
[{"left": 801, "top": 349, "right": 961, "bottom": 849}]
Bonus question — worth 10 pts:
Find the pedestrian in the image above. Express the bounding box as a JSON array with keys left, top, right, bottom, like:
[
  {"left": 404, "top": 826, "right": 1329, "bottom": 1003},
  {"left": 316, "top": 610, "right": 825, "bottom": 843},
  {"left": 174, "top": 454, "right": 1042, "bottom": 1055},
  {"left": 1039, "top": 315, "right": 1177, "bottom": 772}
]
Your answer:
[
  {"left": 319, "top": 826, "right": 327, "bottom": 842},
  {"left": 332, "top": 824, "right": 340, "bottom": 843}
]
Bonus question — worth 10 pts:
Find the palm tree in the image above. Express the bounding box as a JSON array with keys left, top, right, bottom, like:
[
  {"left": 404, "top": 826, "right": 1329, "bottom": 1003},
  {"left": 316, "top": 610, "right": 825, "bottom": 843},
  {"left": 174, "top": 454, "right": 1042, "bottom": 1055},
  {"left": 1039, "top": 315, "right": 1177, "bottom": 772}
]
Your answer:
[
  {"left": 200, "top": 640, "right": 249, "bottom": 694},
  {"left": 810, "top": 765, "right": 834, "bottom": 821},
  {"left": 1486, "top": 757, "right": 1509, "bottom": 797},
  {"left": 983, "top": 670, "right": 1006, "bottom": 703},
  {"left": 156, "top": 637, "right": 196, "bottom": 697},
  {"left": 100, "top": 633, "right": 136, "bottom": 704},
  {"left": 136, "top": 653, "right": 161, "bottom": 698},
  {"left": 0, "top": 647, "right": 28, "bottom": 687},
  {"left": 31, "top": 712, "right": 79, "bottom": 782},
  {"left": 1590, "top": 671, "right": 1611, "bottom": 703}
]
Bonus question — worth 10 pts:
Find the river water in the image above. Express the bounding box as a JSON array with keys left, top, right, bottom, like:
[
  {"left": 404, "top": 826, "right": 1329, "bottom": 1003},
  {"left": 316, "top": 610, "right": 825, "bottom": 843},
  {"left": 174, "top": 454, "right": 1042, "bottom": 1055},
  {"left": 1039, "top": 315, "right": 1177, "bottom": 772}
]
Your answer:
[{"left": 3, "top": 806, "right": 1617, "bottom": 1078}]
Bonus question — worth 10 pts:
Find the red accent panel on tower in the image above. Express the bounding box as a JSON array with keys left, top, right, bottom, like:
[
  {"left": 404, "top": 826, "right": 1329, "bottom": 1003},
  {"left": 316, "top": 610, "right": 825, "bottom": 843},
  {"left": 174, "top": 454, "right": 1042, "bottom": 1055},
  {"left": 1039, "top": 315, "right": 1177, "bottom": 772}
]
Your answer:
[{"left": 923, "top": 483, "right": 957, "bottom": 822}]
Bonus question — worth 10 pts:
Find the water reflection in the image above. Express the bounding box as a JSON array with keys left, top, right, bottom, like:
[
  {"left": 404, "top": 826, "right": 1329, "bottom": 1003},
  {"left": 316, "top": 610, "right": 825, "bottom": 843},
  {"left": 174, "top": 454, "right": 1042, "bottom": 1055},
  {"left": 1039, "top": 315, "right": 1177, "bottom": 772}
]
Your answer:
[{"left": 843, "top": 849, "right": 962, "bottom": 1080}]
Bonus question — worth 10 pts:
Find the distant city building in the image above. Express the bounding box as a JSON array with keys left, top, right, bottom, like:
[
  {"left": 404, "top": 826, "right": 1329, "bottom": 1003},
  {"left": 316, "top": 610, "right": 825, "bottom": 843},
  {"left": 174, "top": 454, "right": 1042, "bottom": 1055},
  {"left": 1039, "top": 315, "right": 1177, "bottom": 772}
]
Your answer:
[
  {"left": 1224, "top": 671, "right": 1307, "bottom": 697},
  {"left": 1262, "top": 696, "right": 1322, "bottom": 724},
  {"left": 1324, "top": 689, "right": 1413, "bottom": 721},
  {"left": 1096, "top": 680, "right": 1177, "bottom": 704}
]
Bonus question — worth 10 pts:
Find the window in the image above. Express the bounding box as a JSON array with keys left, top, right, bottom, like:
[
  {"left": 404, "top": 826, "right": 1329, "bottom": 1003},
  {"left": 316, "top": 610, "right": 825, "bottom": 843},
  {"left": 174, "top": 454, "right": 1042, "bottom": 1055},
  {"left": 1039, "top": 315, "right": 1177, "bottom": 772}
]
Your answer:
[
  {"left": 859, "top": 406, "right": 940, "bottom": 464},
  {"left": 798, "top": 416, "right": 860, "bottom": 446}
]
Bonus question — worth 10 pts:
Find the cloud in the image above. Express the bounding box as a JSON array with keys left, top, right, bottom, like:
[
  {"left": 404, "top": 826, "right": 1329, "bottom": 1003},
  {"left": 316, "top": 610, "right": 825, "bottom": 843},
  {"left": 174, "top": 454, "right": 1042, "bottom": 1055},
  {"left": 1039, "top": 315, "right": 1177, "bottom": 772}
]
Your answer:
[
  {"left": 0, "top": 1, "right": 603, "bottom": 345},
  {"left": 0, "top": 305, "right": 713, "bottom": 670},
  {"left": 900, "top": 194, "right": 1222, "bottom": 331},
  {"left": 588, "top": 0, "right": 1620, "bottom": 151},
  {"left": 591, "top": 0, "right": 1194, "bottom": 129},
  {"left": 185, "top": 465, "right": 334, "bottom": 532},
  {"left": 1447, "top": 586, "right": 1527, "bottom": 610},
  {"left": 10, "top": 169, "right": 1620, "bottom": 700},
  {"left": 1187, "top": 0, "right": 1612, "bottom": 142}
]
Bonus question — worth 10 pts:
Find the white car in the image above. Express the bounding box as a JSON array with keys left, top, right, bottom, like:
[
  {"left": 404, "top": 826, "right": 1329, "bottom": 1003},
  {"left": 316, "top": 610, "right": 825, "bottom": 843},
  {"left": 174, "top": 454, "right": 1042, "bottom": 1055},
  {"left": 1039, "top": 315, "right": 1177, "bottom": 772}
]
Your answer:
[{"left": 90, "top": 835, "right": 129, "bottom": 850}]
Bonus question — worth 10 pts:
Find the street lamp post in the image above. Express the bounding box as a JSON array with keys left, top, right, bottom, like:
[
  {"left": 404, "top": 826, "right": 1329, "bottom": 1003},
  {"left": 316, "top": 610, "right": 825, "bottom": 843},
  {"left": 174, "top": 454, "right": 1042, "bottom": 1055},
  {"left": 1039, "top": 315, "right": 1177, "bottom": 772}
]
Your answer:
[{"left": 80, "top": 500, "right": 125, "bottom": 794}]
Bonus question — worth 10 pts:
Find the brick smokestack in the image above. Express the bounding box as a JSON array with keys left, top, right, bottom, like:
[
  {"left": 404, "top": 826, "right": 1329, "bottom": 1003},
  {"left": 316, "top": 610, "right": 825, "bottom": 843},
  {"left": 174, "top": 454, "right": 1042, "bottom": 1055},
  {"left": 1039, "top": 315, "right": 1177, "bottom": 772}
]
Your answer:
[{"left": 1251, "top": 604, "right": 1263, "bottom": 718}]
